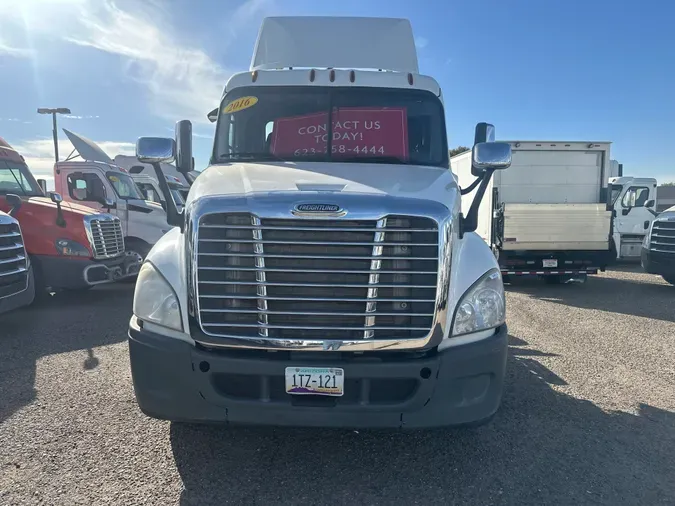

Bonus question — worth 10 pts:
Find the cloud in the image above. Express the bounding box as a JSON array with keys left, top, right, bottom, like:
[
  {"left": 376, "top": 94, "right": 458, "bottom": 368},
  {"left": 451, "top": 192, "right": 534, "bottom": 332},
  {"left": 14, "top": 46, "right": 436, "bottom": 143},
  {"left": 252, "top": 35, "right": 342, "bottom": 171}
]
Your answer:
[
  {"left": 63, "top": 115, "right": 100, "bottom": 119},
  {"left": 415, "top": 36, "right": 429, "bottom": 49},
  {"left": 11, "top": 137, "right": 135, "bottom": 177},
  {"left": 0, "top": 0, "right": 273, "bottom": 124},
  {"left": 0, "top": 39, "right": 32, "bottom": 58}
]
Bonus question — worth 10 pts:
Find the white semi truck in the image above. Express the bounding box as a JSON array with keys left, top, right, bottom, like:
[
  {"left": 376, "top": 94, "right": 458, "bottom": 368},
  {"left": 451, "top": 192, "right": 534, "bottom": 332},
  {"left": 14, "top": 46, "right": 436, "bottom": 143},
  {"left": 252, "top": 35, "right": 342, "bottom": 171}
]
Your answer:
[
  {"left": 453, "top": 142, "right": 658, "bottom": 282},
  {"left": 642, "top": 205, "right": 675, "bottom": 285},
  {"left": 0, "top": 210, "right": 34, "bottom": 314},
  {"left": 128, "top": 16, "right": 512, "bottom": 428},
  {"left": 53, "top": 129, "right": 175, "bottom": 260}
]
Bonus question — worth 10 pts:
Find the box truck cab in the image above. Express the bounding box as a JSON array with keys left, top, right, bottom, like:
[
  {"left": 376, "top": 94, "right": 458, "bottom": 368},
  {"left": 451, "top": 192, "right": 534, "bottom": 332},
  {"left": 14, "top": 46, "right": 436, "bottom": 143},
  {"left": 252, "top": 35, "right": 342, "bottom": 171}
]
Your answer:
[
  {"left": 0, "top": 137, "right": 136, "bottom": 297},
  {"left": 642, "top": 205, "right": 675, "bottom": 285},
  {"left": 608, "top": 176, "right": 658, "bottom": 260},
  {"left": 0, "top": 209, "right": 34, "bottom": 314},
  {"left": 128, "top": 16, "right": 513, "bottom": 429},
  {"left": 53, "top": 129, "right": 173, "bottom": 260}
]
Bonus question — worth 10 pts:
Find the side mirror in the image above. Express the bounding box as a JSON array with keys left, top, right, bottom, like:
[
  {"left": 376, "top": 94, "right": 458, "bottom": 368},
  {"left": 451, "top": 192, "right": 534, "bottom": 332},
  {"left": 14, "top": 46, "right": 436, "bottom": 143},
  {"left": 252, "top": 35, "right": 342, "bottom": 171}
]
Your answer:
[
  {"left": 645, "top": 199, "right": 655, "bottom": 208},
  {"left": 6, "top": 194, "right": 22, "bottom": 217},
  {"left": 622, "top": 208, "right": 630, "bottom": 216},
  {"left": 104, "top": 198, "right": 115, "bottom": 209},
  {"left": 136, "top": 137, "right": 176, "bottom": 164},
  {"left": 49, "top": 192, "right": 63, "bottom": 204},
  {"left": 473, "top": 122, "right": 495, "bottom": 145},
  {"left": 37, "top": 179, "right": 47, "bottom": 193},
  {"left": 471, "top": 142, "right": 512, "bottom": 177},
  {"left": 207, "top": 108, "right": 218, "bottom": 123},
  {"left": 175, "top": 120, "right": 193, "bottom": 176}
]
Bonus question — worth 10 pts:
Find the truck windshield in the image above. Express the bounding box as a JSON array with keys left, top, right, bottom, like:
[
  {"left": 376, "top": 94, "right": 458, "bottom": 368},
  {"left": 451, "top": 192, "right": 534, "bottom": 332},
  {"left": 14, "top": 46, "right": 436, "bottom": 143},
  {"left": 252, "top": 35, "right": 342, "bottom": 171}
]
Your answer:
[
  {"left": 107, "top": 172, "right": 143, "bottom": 200},
  {"left": 214, "top": 86, "right": 448, "bottom": 167},
  {"left": 0, "top": 161, "right": 44, "bottom": 196}
]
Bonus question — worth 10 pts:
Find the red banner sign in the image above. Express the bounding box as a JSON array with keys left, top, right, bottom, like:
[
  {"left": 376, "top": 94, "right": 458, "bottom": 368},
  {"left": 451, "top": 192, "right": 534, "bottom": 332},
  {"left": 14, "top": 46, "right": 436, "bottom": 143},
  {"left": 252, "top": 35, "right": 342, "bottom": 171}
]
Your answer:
[{"left": 270, "top": 107, "right": 409, "bottom": 159}]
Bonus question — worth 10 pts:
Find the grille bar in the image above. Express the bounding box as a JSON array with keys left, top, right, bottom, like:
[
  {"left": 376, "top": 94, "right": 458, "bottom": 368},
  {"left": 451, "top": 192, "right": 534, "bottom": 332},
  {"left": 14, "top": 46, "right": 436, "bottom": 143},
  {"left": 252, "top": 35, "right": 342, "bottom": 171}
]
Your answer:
[
  {"left": 0, "top": 231, "right": 21, "bottom": 239},
  {"left": 202, "top": 308, "right": 434, "bottom": 316},
  {"left": 200, "top": 295, "right": 436, "bottom": 302},
  {"left": 252, "top": 216, "right": 268, "bottom": 338},
  {"left": 0, "top": 243, "right": 22, "bottom": 252},
  {"left": 199, "top": 266, "right": 436, "bottom": 274},
  {"left": 199, "top": 239, "right": 435, "bottom": 246},
  {"left": 203, "top": 323, "right": 432, "bottom": 331},
  {"left": 201, "top": 224, "right": 436, "bottom": 232},
  {"left": 199, "top": 281, "right": 436, "bottom": 288},
  {"left": 199, "top": 253, "right": 438, "bottom": 260},
  {"left": 0, "top": 254, "right": 25, "bottom": 265}
]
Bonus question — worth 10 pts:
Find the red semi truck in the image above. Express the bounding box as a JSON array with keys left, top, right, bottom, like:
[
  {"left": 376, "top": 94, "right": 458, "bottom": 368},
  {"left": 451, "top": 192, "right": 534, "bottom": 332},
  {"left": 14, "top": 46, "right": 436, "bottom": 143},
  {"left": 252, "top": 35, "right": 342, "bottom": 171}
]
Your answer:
[{"left": 0, "top": 137, "right": 139, "bottom": 300}]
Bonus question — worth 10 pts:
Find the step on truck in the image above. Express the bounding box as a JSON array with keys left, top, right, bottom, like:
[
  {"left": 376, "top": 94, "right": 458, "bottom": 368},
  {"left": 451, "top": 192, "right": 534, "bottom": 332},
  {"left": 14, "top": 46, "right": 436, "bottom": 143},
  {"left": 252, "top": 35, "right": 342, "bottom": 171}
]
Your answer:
[
  {"left": 0, "top": 209, "right": 34, "bottom": 314},
  {"left": 642, "top": 205, "right": 675, "bottom": 285},
  {"left": 0, "top": 137, "right": 138, "bottom": 297},
  {"left": 51, "top": 129, "right": 175, "bottom": 261},
  {"left": 454, "top": 141, "right": 619, "bottom": 283},
  {"left": 128, "top": 16, "right": 513, "bottom": 429}
]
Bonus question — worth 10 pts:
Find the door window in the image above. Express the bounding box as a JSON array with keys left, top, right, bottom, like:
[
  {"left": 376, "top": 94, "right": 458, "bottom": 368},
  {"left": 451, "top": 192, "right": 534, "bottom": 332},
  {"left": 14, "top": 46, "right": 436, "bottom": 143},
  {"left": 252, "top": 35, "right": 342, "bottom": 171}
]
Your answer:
[
  {"left": 622, "top": 186, "right": 650, "bottom": 208},
  {"left": 67, "top": 173, "right": 108, "bottom": 203}
]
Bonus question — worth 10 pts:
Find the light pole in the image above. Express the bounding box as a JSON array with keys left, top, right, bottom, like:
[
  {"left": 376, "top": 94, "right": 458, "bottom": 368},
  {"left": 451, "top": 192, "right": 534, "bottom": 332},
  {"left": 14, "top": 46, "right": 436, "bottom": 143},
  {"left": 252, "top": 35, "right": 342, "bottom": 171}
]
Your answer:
[{"left": 37, "top": 107, "right": 71, "bottom": 162}]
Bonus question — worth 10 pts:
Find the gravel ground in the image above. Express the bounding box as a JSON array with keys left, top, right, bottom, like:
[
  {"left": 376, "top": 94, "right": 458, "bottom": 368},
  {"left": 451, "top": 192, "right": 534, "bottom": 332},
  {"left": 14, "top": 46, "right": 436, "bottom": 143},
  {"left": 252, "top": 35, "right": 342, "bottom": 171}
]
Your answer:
[{"left": 1, "top": 267, "right": 674, "bottom": 505}]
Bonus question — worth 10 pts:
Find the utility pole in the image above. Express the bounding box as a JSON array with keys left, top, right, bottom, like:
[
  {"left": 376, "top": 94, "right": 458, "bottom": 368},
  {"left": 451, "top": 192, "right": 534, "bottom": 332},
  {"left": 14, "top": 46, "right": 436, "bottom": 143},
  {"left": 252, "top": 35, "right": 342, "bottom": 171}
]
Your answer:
[{"left": 37, "top": 107, "right": 71, "bottom": 162}]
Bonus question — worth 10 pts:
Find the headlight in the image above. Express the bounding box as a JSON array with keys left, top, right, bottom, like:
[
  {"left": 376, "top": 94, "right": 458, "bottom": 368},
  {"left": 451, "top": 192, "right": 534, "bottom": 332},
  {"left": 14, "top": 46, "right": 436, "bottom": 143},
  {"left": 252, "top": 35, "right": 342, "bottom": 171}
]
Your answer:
[
  {"left": 55, "top": 238, "right": 90, "bottom": 257},
  {"left": 643, "top": 222, "right": 655, "bottom": 248},
  {"left": 452, "top": 269, "right": 505, "bottom": 336},
  {"left": 133, "top": 262, "right": 182, "bottom": 331}
]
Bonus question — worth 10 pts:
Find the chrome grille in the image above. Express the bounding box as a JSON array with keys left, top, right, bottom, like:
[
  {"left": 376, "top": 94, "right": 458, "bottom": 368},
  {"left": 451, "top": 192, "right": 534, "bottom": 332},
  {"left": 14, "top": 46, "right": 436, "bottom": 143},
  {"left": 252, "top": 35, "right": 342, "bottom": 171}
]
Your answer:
[
  {"left": 196, "top": 213, "right": 440, "bottom": 341},
  {"left": 650, "top": 220, "right": 675, "bottom": 254},
  {"left": 86, "top": 215, "right": 125, "bottom": 259},
  {"left": 0, "top": 218, "right": 28, "bottom": 299}
]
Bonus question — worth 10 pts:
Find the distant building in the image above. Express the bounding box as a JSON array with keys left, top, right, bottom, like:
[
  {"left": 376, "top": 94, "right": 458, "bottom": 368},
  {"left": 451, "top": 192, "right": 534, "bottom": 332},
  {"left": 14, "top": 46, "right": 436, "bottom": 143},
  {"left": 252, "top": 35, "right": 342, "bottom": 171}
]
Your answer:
[{"left": 656, "top": 185, "right": 675, "bottom": 212}]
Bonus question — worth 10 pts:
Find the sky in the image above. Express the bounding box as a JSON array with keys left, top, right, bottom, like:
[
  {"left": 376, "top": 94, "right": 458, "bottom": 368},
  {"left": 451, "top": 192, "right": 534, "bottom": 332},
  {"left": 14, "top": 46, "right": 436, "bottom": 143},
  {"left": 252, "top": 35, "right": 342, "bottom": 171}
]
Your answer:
[{"left": 0, "top": 0, "right": 674, "bottom": 187}]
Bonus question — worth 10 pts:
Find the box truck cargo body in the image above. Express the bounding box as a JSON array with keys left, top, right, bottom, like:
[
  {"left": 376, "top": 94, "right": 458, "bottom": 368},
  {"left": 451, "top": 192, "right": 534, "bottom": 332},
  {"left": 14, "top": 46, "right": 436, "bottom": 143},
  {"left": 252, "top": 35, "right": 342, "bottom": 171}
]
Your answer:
[{"left": 453, "top": 141, "right": 614, "bottom": 279}]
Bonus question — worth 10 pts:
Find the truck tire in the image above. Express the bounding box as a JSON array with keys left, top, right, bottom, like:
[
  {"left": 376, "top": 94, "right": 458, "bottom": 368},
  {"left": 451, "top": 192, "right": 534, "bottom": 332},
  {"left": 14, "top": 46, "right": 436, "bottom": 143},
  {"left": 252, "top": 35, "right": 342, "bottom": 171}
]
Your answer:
[
  {"left": 663, "top": 275, "right": 675, "bottom": 286},
  {"left": 122, "top": 238, "right": 151, "bottom": 283}
]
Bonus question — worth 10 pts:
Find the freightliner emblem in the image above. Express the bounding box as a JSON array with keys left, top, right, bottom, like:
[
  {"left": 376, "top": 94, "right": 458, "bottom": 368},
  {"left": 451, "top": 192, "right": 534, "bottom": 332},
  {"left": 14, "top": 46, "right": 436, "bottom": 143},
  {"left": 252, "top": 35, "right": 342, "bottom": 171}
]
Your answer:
[{"left": 292, "top": 203, "right": 345, "bottom": 215}]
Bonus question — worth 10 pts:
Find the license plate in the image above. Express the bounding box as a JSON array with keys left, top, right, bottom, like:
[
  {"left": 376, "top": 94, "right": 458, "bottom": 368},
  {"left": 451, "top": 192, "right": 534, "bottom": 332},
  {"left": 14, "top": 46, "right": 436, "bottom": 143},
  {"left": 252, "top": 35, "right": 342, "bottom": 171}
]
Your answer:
[
  {"left": 543, "top": 259, "right": 558, "bottom": 268},
  {"left": 285, "top": 367, "right": 344, "bottom": 396}
]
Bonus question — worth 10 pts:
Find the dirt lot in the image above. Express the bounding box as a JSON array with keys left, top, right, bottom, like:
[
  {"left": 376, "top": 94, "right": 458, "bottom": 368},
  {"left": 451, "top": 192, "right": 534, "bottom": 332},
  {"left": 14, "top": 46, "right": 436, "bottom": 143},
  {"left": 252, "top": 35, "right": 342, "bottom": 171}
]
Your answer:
[{"left": 1, "top": 267, "right": 674, "bottom": 505}]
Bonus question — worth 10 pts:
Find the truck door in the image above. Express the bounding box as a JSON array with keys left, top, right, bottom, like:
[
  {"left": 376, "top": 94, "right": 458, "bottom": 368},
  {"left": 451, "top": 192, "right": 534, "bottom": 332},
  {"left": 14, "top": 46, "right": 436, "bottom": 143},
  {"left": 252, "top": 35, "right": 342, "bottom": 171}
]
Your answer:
[{"left": 617, "top": 185, "right": 655, "bottom": 233}]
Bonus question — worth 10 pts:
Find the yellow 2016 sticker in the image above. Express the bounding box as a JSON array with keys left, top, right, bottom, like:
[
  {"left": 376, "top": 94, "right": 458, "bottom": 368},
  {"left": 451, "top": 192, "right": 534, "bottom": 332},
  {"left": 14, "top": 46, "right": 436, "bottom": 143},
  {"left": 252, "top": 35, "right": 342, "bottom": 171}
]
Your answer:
[{"left": 223, "top": 96, "right": 258, "bottom": 114}]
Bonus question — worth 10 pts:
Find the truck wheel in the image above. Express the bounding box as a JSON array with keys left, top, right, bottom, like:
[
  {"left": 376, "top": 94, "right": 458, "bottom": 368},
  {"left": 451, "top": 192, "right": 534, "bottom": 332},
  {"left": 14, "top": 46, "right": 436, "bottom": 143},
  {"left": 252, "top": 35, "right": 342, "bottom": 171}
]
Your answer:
[
  {"left": 122, "top": 239, "right": 151, "bottom": 283},
  {"left": 663, "top": 275, "right": 675, "bottom": 286}
]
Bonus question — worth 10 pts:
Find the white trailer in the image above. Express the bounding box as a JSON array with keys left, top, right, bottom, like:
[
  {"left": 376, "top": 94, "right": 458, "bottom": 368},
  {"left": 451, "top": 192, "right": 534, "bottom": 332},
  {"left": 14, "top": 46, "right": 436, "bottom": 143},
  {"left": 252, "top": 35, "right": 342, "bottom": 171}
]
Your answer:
[{"left": 453, "top": 141, "right": 614, "bottom": 281}]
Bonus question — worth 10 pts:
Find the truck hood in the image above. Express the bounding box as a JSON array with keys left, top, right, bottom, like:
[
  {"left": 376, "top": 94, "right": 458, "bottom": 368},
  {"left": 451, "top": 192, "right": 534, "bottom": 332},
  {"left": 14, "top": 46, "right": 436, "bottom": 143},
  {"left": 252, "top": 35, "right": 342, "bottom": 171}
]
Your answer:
[
  {"left": 656, "top": 206, "right": 675, "bottom": 220},
  {"left": 188, "top": 161, "right": 458, "bottom": 205},
  {"left": 22, "top": 196, "right": 102, "bottom": 216}
]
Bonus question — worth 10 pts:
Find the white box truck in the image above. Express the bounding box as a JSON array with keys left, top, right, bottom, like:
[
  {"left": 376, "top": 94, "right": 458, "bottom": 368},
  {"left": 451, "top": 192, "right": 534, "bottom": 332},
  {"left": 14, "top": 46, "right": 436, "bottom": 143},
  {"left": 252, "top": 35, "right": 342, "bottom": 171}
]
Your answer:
[
  {"left": 453, "top": 141, "right": 615, "bottom": 282},
  {"left": 127, "top": 16, "right": 514, "bottom": 429}
]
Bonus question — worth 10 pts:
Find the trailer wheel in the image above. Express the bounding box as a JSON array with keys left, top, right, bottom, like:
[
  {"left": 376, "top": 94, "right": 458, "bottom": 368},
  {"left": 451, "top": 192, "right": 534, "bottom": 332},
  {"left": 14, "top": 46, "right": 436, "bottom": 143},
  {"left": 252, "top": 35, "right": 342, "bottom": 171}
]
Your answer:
[{"left": 663, "top": 275, "right": 675, "bottom": 286}]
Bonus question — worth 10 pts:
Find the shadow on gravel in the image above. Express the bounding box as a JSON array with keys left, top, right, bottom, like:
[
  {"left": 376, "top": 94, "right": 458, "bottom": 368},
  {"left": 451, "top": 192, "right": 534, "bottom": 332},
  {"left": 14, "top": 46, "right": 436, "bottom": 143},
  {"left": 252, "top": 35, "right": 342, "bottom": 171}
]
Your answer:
[
  {"left": 0, "top": 285, "right": 132, "bottom": 423},
  {"left": 170, "top": 338, "right": 675, "bottom": 506},
  {"left": 507, "top": 272, "right": 675, "bottom": 323}
]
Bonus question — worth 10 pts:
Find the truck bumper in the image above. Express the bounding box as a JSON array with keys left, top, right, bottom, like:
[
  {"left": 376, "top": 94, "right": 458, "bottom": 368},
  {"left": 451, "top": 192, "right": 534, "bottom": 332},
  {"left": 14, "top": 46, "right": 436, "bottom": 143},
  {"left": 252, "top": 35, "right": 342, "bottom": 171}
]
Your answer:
[
  {"left": 128, "top": 319, "right": 508, "bottom": 429},
  {"left": 0, "top": 266, "right": 35, "bottom": 315},
  {"left": 641, "top": 247, "right": 675, "bottom": 277},
  {"left": 32, "top": 254, "right": 141, "bottom": 290}
]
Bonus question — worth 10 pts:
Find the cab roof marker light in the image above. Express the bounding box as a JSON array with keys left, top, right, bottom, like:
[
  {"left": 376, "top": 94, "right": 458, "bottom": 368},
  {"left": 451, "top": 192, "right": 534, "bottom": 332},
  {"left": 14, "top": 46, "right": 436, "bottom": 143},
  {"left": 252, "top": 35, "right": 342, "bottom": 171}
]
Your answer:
[
  {"left": 309, "top": 69, "right": 316, "bottom": 82},
  {"left": 349, "top": 70, "right": 355, "bottom": 83},
  {"left": 251, "top": 70, "right": 258, "bottom": 82},
  {"left": 408, "top": 73, "right": 414, "bottom": 85}
]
